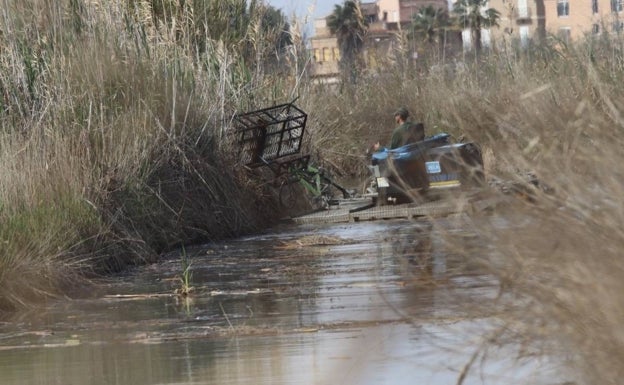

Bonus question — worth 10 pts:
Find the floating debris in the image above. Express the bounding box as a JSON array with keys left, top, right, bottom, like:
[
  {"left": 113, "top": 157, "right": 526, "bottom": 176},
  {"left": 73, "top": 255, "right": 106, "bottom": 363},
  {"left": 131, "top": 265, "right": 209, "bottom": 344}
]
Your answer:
[
  {"left": 103, "top": 293, "right": 173, "bottom": 300},
  {"left": 209, "top": 288, "right": 273, "bottom": 296},
  {"left": 275, "top": 235, "right": 353, "bottom": 249}
]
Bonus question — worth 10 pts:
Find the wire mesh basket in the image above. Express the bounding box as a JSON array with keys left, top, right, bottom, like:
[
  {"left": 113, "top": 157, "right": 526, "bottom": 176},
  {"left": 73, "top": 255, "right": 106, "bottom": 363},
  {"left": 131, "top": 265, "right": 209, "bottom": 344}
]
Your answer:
[{"left": 233, "top": 103, "right": 307, "bottom": 168}]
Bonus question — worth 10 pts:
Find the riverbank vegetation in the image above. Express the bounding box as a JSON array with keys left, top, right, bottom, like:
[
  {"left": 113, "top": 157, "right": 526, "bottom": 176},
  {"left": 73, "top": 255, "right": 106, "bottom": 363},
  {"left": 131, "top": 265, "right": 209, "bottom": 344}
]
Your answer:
[
  {"left": 311, "top": 31, "right": 624, "bottom": 384},
  {"left": 452, "top": 43, "right": 624, "bottom": 384},
  {"left": 1, "top": 1, "right": 624, "bottom": 383},
  {"left": 0, "top": 0, "right": 305, "bottom": 310}
]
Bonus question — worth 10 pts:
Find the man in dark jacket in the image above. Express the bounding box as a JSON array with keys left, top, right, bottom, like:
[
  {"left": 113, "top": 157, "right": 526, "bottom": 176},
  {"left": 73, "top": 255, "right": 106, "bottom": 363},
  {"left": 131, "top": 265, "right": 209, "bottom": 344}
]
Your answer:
[
  {"left": 373, "top": 107, "right": 424, "bottom": 151},
  {"left": 389, "top": 107, "right": 424, "bottom": 148}
]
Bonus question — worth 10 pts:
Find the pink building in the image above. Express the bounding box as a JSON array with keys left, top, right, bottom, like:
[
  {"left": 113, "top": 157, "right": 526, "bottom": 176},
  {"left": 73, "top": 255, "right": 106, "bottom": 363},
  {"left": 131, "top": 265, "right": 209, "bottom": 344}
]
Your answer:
[{"left": 308, "top": 0, "right": 613, "bottom": 78}]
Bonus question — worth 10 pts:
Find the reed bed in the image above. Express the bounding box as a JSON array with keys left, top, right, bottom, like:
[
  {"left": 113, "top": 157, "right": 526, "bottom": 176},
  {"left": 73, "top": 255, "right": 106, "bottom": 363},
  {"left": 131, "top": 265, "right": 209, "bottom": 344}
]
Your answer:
[
  {"left": 2, "top": 1, "right": 624, "bottom": 382},
  {"left": 298, "top": 32, "right": 624, "bottom": 384},
  {"left": 0, "top": 0, "right": 305, "bottom": 310},
  {"left": 312, "top": 36, "right": 623, "bottom": 384},
  {"left": 462, "top": 42, "right": 624, "bottom": 384}
]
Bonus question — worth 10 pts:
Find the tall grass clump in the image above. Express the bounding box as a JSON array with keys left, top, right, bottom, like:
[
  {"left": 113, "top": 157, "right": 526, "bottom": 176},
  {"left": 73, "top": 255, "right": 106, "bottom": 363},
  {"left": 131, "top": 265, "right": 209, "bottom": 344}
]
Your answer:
[
  {"left": 302, "top": 33, "right": 624, "bottom": 383},
  {"left": 0, "top": 0, "right": 308, "bottom": 311},
  {"left": 457, "top": 37, "right": 624, "bottom": 385}
]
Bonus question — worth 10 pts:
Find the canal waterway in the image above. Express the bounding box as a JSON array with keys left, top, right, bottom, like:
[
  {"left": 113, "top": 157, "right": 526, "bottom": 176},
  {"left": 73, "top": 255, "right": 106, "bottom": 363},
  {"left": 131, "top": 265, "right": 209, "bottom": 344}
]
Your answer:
[{"left": 0, "top": 218, "right": 564, "bottom": 385}]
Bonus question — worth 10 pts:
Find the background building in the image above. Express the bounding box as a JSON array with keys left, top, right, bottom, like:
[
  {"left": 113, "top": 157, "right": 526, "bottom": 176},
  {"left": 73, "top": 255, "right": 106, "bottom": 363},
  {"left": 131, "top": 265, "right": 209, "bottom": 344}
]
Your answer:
[
  {"left": 309, "top": 17, "right": 341, "bottom": 81},
  {"left": 543, "top": 0, "right": 622, "bottom": 39},
  {"left": 488, "top": 0, "right": 621, "bottom": 44},
  {"left": 309, "top": 0, "right": 445, "bottom": 79},
  {"left": 308, "top": 0, "right": 619, "bottom": 79}
]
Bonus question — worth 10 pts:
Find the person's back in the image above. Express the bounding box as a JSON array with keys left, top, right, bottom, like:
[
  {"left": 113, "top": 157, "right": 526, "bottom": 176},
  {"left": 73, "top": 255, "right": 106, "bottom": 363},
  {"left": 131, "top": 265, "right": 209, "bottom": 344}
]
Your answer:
[
  {"left": 391, "top": 121, "right": 425, "bottom": 149},
  {"left": 373, "top": 107, "right": 425, "bottom": 152}
]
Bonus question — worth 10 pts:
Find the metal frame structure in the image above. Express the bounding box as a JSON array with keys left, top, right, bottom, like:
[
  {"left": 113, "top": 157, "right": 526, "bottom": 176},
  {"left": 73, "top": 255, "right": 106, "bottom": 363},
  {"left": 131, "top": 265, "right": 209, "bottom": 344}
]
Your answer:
[
  {"left": 233, "top": 103, "right": 352, "bottom": 207},
  {"left": 233, "top": 103, "right": 308, "bottom": 175}
]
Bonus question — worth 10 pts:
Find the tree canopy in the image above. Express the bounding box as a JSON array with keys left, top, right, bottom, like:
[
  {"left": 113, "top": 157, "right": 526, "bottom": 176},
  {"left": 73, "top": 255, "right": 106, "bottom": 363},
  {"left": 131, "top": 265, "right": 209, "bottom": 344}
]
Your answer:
[
  {"left": 326, "top": 0, "right": 368, "bottom": 82},
  {"left": 409, "top": 5, "right": 452, "bottom": 45},
  {"left": 126, "top": 0, "right": 291, "bottom": 59},
  {"left": 452, "top": 0, "right": 501, "bottom": 52}
]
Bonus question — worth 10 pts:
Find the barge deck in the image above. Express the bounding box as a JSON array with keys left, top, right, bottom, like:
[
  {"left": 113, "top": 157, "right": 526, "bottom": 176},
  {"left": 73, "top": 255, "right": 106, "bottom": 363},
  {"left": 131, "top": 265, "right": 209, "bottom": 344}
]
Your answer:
[{"left": 289, "top": 194, "right": 502, "bottom": 225}]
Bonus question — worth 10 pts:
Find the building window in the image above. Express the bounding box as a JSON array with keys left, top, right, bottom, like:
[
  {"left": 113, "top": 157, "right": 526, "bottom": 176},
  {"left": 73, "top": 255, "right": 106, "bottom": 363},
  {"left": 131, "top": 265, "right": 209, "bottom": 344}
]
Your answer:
[
  {"left": 365, "top": 14, "right": 377, "bottom": 23},
  {"left": 313, "top": 49, "right": 320, "bottom": 62},
  {"left": 481, "top": 29, "right": 491, "bottom": 48},
  {"left": 612, "top": 0, "right": 623, "bottom": 12},
  {"left": 557, "top": 0, "right": 570, "bottom": 16},
  {"left": 558, "top": 27, "right": 571, "bottom": 41},
  {"left": 518, "top": 0, "right": 529, "bottom": 18},
  {"left": 461, "top": 29, "right": 472, "bottom": 51},
  {"left": 614, "top": 20, "right": 624, "bottom": 31},
  {"left": 322, "top": 48, "right": 330, "bottom": 62},
  {"left": 519, "top": 25, "right": 530, "bottom": 46},
  {"left": 592, "top": 23, "right": 600, "bottom": 33},
  {"left": 592, "top": 0, "right": 599, "bottom": 13},
  {"left": 332, "top": 47, "right": 340, "bottom": 61}
]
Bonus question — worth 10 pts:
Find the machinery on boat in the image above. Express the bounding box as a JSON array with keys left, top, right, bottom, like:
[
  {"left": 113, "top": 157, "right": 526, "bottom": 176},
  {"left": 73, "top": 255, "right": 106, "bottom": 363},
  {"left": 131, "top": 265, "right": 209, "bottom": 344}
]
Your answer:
[
  {"left": 232, "top": 102, "right": 486, "bottom": 222},
  {"left": 369, "top": 133, "right": 486, "bottom": 205}
]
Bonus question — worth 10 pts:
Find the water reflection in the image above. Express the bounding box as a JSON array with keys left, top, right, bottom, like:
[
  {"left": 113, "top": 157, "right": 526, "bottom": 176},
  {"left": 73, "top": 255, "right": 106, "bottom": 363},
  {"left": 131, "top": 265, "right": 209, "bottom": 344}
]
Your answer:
[{"left": 0, "top": 220, "right": 562, "bottom": 385}]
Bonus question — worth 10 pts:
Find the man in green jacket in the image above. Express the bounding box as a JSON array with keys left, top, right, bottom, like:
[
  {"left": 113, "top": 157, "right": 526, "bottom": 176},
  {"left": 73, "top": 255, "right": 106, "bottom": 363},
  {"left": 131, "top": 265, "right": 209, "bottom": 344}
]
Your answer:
[{"left": 373, "top": 107, "right": 424, "bottom": 151}]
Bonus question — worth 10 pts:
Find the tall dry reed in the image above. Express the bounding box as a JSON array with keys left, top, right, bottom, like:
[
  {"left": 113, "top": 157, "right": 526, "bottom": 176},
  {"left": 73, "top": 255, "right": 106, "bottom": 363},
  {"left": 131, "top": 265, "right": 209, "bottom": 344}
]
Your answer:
[
  {"left": 303, "top": 33, "right": 624, "bottom": 384},
  {"left": 0, "top": 0, "right": 306, "bottom": 310},
  {"left": 462, "top": 39, "right": 624, "bottom": 384},
  {"left": 3, "top": 1, "right": 624, "bottom": 381}
]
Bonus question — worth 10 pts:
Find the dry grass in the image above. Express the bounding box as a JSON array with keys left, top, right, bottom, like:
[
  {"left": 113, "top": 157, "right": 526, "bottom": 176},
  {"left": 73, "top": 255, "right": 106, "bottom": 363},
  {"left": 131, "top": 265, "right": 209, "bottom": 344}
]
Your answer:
[
  {"left": 2, "top": 1, "right": 624, "bottom": 382},
  {"left": 465, "top": 50, "right": 624, "bottom": 383},
  {"left": 299, "top": 33, "right": 624, "bottom": 384},
  {"left": 0, "top": 0, "right": 304, "bottom": 310}
]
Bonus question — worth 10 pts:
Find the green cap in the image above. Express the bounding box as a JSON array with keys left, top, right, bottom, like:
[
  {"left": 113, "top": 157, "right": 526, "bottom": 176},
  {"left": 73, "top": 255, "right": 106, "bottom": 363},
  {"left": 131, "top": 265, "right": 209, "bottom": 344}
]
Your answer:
[{"left": 393, "top": 107, "right": 409, "bottom": 120}]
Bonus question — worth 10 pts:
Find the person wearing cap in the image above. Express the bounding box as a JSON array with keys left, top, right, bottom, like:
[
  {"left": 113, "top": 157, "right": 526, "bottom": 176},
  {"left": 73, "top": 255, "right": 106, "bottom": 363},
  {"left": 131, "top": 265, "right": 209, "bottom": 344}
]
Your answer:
[{"left": 373, "top": 107, "right": 424, "bottom": 151}]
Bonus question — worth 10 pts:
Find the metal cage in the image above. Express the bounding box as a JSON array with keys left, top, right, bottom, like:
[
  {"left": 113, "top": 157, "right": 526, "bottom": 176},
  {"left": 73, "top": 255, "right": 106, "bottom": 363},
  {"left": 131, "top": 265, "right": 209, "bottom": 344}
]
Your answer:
[{"left": 233, "top": 103, "right": 307, "bottom": 168}]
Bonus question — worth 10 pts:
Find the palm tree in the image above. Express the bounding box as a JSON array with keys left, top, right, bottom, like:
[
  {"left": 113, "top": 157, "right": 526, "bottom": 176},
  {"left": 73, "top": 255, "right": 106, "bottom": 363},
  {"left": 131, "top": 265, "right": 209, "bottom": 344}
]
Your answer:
[
  {"left": 126, "top": 0, "right": 291, "bottom": 64},
  {"left": 260, "top": 4, "right": 292, "bottom": 52},
  {"left": 326, "top": 0, "right": 368, "bottom": 83},
  {"left": 409, "top": 5, "right": 453, "bottom": 60},
  {"left": 452, "top": 0, "right": 501, "bottom": 52},
  {"left": 410, "top": 5, "right": 451, "bottom": 45}
]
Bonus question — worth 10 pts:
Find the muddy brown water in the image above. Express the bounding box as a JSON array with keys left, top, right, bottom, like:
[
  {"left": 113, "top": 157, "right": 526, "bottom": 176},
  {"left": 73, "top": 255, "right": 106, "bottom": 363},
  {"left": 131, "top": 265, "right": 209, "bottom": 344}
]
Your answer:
[{"left": 0, "top": 219, "right": 564, "bottom": 385}]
